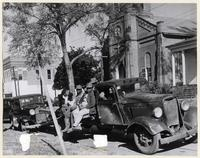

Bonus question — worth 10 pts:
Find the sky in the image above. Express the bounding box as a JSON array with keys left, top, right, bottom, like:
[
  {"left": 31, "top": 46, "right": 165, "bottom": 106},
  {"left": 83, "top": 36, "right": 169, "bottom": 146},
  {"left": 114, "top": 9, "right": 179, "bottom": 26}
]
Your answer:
[
  {"left": 151, "top": 3, "right": 196, "bottom": 19},
  {"left": 3, "top": 3, "right": 197, "bottom": 59}
]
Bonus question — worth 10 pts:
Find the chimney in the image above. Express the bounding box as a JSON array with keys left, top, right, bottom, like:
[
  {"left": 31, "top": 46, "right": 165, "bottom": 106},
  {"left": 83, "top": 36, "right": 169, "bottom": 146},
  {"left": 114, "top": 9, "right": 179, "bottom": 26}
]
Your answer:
[{"left": 157, "top": 21, "right": 164, "bottom": 33}]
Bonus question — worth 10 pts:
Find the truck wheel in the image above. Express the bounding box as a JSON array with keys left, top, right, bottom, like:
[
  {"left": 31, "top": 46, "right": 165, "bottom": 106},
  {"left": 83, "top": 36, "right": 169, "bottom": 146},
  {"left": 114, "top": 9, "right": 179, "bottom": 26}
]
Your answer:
[
  {"left": 192, "top": 134, "right": 197, "bottom": 143},
  {"left": 186, "top": 133, "right": 197, "bottom": 144},
  {"left": 97, "top": 124, "right": 112, "bottom": 134},
  {"left": 133, "top": 126, "right": 159, "bottom": 154}
]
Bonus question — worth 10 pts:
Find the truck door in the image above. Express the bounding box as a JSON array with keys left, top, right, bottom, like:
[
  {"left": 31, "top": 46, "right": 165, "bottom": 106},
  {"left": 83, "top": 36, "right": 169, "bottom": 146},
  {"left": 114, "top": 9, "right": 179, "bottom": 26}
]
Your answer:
[{"left": 96, "top": 86, "right": 123, "bottom": 125}]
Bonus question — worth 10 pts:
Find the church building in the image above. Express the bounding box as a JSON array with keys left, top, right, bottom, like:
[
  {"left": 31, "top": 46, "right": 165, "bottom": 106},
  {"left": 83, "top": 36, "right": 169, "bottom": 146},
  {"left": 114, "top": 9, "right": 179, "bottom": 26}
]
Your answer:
[{"left": 107, "top": 4, "right": 196, "bottom": 87}]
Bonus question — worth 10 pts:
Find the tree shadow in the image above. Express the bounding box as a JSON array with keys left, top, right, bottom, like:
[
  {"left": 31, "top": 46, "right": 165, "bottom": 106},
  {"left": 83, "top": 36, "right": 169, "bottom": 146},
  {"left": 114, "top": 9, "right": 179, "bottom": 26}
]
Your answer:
[
  {"left": 62, "top": 130, "right": 93, "bottom": 143},
  {"left": 41, "top": 139, "right": 62, "bottom": 155},
  {"left": 35, "top": 123, "right": 93, "bottom": 144},
  {"left": 3, "top": 127, "right": 12, "bottom": 132},
  {"left": 37, "top": 126, "right": 58, "bottom": 136},
  {"left": 36, "top": 125, "right": 197, "bottom": 154},
  {"left": 107, "top": 130, "right": 141, "bottom": 153},
  {"left": 158, "top": 139, "right": 197, "bottom": 153},
  {"left": 99, "top": 130, "right": 197, "bottom": 155}
]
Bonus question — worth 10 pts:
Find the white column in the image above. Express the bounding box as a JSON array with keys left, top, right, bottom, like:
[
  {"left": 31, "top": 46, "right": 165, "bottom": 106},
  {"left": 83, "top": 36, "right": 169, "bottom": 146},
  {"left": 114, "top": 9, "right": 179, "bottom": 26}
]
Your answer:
[
  {"left": 145, "top": 68, "right": 148, "bottom": 81},
  {"left": 172, "top": 53, "right": 176, "bottom": 86},
  {"left": 144, "top": 55, "right": 148, "bottom": 81},
  {"left": 115, "top": 66, "right": 119, "bottom": 79},
  {"left": 181, "top": 50, "right": 186, "bottom": 85}
]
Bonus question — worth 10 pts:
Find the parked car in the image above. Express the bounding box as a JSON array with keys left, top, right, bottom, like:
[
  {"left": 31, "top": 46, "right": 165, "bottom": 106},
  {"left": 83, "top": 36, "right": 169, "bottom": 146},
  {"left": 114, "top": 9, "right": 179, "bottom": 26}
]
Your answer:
[
  {"left": 3, "top": 98, "right": 12, "bottom": 122},
  {"left": 9, "top": 94, "right": 59, "bottom": 131},
  {"left": 65, "top": 78, "right": 197, "bottom": 154}
]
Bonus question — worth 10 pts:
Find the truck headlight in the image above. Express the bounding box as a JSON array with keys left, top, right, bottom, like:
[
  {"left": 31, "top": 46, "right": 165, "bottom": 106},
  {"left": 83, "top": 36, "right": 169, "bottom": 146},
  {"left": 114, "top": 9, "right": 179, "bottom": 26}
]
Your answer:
[
  {"left": 29, "top": 109, "right": 35, "bottom": 115},
  {"left": 181, "top": 100, "right": 190, "bottom": 111},
  {"left": 153, "top": 107, "right": 163, "bottom": 118}
]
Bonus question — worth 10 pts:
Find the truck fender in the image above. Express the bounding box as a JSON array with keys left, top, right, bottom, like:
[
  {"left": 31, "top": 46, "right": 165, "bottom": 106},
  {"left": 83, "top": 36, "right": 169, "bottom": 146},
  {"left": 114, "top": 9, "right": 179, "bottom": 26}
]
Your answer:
[
  {"left": 183, "top": 106, "right": 197, "bottom": 129},
  {"left": 127, "top": 116, "right": 169, "bottom": 135}
]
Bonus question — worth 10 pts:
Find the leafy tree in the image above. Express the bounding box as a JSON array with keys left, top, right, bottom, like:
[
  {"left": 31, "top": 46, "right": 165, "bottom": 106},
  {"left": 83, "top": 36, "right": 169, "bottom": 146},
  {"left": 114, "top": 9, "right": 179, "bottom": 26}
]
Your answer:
[
  {"left": 3, "top": 4, "right": 61, "bottom": 68},
  {"left": 85, "top": 4, "right": 142, "bottom": 80},
  {"left": 53, "top": 47, "right": 100, "bottom": 90},
  {"left": 3, "top": 3, "right": 100, "bottom": 93}
]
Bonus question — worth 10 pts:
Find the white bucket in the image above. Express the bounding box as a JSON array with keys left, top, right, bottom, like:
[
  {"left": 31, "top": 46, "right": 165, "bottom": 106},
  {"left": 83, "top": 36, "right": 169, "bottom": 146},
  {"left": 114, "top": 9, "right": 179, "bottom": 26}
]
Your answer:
[
  {"left": 93, "top": 135, "right": 108, "bottom": 148},
  {"left": 19, "top": 134, "right": 31, "bottom": 151}
]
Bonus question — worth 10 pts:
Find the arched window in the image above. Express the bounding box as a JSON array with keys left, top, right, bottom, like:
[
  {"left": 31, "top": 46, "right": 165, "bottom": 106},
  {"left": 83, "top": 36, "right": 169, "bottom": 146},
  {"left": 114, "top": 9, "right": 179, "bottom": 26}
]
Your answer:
[
  {"left": 119, "top": 62, "right": 125, "bottom": 79},
  {"left": 145, "top": 52, "right": 152, "bottom": 81}
]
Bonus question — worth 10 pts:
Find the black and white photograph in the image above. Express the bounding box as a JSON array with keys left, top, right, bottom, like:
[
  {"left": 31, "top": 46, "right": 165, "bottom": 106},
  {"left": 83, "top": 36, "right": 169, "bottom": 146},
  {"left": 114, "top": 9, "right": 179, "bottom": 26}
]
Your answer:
[{"left": 2, "top": 2, "right": 197, "bottom": 155}]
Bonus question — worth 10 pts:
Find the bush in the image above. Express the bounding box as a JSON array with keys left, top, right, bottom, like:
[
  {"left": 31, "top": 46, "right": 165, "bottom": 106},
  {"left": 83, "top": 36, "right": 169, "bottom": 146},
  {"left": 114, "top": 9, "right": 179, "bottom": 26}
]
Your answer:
[{"left": 147, "top": 82, "right": 172, "bottom": 94}]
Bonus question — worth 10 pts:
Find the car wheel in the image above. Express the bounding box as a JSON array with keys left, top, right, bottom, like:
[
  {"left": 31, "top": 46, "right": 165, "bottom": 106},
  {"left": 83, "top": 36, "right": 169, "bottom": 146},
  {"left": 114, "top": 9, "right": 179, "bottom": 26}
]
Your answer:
[
  {"left": 10, "top": 116, "right": 18, "bottom": 129},
  {"left": 133, "top": 126, "right": 159, "bottom": 155},
  {"left": 10, "top": 116, "right": 24, "bottom": 131}
]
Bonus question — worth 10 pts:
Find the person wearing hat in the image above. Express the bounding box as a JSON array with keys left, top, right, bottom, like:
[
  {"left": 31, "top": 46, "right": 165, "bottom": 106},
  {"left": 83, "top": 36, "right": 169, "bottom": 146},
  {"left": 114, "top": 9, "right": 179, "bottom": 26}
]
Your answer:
[
  {"left": 86, "top": 82, "right": 96, "bottom": 115},
  {"left": 90, "top": 77, "right": 99, "bottom": 99},
  {"left": 70, "top": 82, "right": 97, "bottom": 130},
  {"left": 75, "top": 85, "right": 84, "bottom": 107},
  {"left": 59, "top": 88, "right": 71, "bottom": 132},
  {"left": 69, "top": 84, "right": 89, "bottom": 130},
  {"left": 90, "top": 77, "right": 98, "bottom": 87}
]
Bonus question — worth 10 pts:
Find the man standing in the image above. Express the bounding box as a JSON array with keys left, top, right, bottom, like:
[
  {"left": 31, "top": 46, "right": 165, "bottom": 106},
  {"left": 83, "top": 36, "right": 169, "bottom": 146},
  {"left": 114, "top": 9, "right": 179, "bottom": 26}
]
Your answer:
[
  {"left": 60, "top": 88, "right": 71, "bottom": 132},
  {"left": 90, "top": 77, "right": 99, "bottom": 99},
  {"left": 86, "top": 82, "right": 96, "bottom": 115},
  {"left": 90, "top": 77, "right": 98, "bottom": 89}
]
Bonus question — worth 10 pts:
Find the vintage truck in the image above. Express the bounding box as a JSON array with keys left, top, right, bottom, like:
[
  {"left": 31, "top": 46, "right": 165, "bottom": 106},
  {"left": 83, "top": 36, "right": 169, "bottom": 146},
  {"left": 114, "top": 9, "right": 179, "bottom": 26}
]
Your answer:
[{"left": 62, "top": 78, "right": 197, "bottom": 154}]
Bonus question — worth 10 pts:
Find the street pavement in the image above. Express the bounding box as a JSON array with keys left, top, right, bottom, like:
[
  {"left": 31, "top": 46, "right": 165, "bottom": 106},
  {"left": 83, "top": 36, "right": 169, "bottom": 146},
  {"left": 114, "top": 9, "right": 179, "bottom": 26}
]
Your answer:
[{"left": 3, "top": 123, "right": 197, "bottom": 155}]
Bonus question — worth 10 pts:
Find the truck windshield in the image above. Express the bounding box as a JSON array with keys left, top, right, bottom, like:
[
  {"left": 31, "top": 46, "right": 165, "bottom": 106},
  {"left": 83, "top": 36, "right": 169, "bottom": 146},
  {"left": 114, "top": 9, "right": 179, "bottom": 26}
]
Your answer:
[
  {"left": 117, "top": 82, "right": 150, "bottom": 98},
  {"left": 19, "top": 96, "right": 43, "bottom": 106}
]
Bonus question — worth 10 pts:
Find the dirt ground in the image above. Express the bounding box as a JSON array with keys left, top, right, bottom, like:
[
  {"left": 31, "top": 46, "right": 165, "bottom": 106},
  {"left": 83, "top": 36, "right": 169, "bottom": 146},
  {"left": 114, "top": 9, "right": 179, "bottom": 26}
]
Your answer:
[{"left": 3, "top": 123, "right": 197, "bottom": 155}]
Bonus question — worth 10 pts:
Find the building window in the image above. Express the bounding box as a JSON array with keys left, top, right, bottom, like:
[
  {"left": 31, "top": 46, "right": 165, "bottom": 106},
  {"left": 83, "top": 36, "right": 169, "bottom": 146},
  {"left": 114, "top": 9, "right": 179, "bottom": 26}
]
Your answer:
[
  {"left": 36, "top": 70, "right": 39, "bottom": 75},
  {"left": 23, "top": 71, "right": 27, "bottom": 80},
  {"left": 114, "top": 26, "right": 121, "bottom": 37},
  {"left": 47, "top": 69, "right": 51, "bottom": 79},
  {"left": 18, "top": 74, "right": 22, "bottom": 80}
]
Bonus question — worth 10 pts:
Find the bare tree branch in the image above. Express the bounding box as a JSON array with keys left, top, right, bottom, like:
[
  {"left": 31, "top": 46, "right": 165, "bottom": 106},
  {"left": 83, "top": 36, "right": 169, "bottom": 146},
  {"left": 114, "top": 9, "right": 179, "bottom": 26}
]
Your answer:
[
  {"left": 71, "top": 46, "right": 101, "bottom": 65},
  {"left": 64, "top": 14, "right": 86, "bottom": 33},
  {"left": 48, "top": 31, "right": 58, "bottom": 35},
  {"left": 101, "top": 22, "right": 110, "bottom": 44}
]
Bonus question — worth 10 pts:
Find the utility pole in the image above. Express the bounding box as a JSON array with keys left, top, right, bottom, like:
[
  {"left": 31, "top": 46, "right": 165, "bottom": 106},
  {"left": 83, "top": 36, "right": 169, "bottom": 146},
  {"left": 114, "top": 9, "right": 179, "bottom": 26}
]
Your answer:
[
  {"left": 36, "top": 67, "right": 43, "bottom": 97},
  {"left": 17, "top": 77, "right": 20, "bottom": 96},
  {"left": 40, "top": 77, "right": 43, "bottom": 97},
  {"left": 37, "top": 53, "right": 67, "bottom": 155},
  {"left": 12, "top": 66, "right": 18, "bottom": 97}
]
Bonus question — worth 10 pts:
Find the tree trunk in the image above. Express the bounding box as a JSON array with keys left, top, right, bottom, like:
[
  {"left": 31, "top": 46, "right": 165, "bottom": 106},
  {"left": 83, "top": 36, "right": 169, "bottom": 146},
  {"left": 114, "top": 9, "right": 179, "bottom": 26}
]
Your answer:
[
  {"left": 60, "top": 34, "right": 75, "bottom": 93},
  {"left": 38, "top": 66, "right": 67, "bottom": 155}
]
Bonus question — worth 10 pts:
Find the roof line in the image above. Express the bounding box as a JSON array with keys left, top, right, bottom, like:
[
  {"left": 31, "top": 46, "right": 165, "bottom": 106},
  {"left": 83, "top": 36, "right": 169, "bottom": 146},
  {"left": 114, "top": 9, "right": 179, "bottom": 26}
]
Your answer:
[{"left": 162, "top": 32, "right": 195, "bottom": 38}]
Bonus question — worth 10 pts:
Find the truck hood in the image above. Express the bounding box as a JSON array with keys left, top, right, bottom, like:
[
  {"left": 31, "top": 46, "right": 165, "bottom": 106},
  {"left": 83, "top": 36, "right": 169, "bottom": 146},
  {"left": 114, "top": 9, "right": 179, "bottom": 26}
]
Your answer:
[
  {"left": 122, "top": 92, "right": 172, "bottom": 104},
  {"left": 22, "top": 103, "right": 45, "bottom": 109}
]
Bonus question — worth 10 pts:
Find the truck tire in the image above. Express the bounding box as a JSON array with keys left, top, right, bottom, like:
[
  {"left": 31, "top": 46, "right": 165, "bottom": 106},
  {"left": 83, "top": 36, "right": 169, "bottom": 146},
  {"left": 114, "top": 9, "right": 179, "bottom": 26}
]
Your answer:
[{"left": 133, "top": 126, "right": 159, "bottom": 154}]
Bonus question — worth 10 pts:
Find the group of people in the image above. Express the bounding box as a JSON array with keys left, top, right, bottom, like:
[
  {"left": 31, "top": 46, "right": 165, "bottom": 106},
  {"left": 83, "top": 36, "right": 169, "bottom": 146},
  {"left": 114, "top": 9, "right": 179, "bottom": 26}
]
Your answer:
[{"left": 58, "top": 78, "right": 98, "bottom": 133}]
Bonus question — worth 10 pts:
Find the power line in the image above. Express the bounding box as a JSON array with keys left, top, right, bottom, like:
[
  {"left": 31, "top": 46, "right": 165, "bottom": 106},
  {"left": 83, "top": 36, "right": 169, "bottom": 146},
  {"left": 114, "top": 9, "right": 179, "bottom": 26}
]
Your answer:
[
  {"left": 67, "top": 36, "right": 88, "bottom": 43},
  {"left": 68, "top": 39, "right": 95, "bottom": 47},
  {"left": 171, "top": 9, "right": 196, "bottom": 19},
  {"left": 151, "top": 4, "right": 166, "bottom": 11},
  {"left": 164, "top": 11, "right": 197, "bottom": 26}
]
